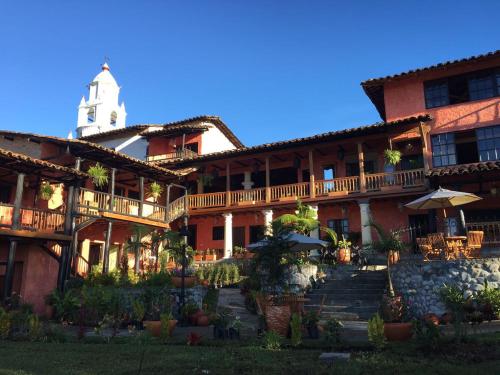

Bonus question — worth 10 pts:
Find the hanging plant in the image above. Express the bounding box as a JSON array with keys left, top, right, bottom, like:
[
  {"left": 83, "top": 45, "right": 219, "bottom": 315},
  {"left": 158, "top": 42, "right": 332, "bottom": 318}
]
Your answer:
[
  {"left": 197, "top": 174, "right": 214, "bottom": 187},
  {"left": 150, "top": 182, "right": 163, "bottom": 201},
  {"left": 87, "top": 163, "right": 109, "bottom": 188},
  {"left": 384, "top": 149, "right": 402, "bottom": 166},
  {"left": 39, "top": 181, "right": 54, "bottom": 201}
]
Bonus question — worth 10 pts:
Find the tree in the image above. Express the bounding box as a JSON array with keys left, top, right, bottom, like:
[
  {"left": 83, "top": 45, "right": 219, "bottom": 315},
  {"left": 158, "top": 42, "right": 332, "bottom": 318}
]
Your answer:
[{"left": 125, "top": 224, "right": 151, "bottom": 274}]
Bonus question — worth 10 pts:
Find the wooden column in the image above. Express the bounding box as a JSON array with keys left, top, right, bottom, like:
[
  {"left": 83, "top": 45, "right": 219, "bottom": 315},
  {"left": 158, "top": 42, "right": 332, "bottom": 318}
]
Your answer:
[
  {"left": 3, "top": 172, "right": 24, "bottom": 300},
  {"left": 357, "top": 143, "right": 366, "bottom": 193},
  {"left": 226, "top": 162, "right": 231, "bottom": 207},
  {"left": 418, "top": 122, "right": 430, "bottom": 173},
  {"left": 308, "top": 150, "right": 316, "bottom": 198},
  {"left": 109, "top": 168, "right": 116, "bottom": 211},
  {"left": 265, "top": 157, "right": 271, "bottom": 202},
  {"left": 139, "top": 176, "right": 144, "bottom": 217},
  {"left": 103, "top": 221, "right": 113, "bottom": 274}
]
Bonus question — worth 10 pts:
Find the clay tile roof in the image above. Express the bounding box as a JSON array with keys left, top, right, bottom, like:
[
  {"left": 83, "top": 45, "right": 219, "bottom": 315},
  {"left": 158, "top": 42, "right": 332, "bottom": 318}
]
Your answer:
[
  {"left": 80, "top": 115, "right": 245, "bottom": 149},
  {"left": 361, "top": 50, "right": 500, "bottom": 120},
  {"left": 0, "top": 147, "right": 87, "bottom": 181},
  {"left": 155, "top": 114, "right": 432, "bottom": 167},
  {"left": 427, "top": 161, "right": 500, "bottom": 177},
  {"left": 0, "top": 130, "right": 181, "bottom": 180}
]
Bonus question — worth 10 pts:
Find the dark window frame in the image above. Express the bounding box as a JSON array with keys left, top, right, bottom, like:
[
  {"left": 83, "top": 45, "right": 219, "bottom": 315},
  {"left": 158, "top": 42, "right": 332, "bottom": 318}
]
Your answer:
[
  {"left": 431, "top": 133, "right": 457, "bottom": 167},
  {"left": 477, "top": 125, "right": 500, "bottom": 161},
  {"left": 212, "top": 226, "right": 224, "bottom": 241}
]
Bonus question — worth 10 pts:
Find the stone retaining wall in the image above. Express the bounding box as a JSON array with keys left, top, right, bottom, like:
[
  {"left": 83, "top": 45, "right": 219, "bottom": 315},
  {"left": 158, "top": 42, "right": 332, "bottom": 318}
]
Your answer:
[{"left": 392, "top": 257, "right": 500, "bottom": 317}]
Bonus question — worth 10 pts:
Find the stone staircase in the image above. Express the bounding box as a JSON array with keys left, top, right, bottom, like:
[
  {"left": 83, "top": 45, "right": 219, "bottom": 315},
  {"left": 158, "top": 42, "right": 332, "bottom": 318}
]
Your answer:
[{"left": 305, "top": 269, "right": 386, "bottom": 322}]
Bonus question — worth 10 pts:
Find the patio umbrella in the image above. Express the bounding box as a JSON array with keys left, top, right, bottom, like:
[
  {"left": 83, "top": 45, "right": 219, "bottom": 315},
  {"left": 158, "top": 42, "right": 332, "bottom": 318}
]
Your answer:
[
  {"left": 247, "top": 232, "right": 328, "bottom": 253},
  {"left": 405, "top": 187, "right": 482, "bottom": 217}
]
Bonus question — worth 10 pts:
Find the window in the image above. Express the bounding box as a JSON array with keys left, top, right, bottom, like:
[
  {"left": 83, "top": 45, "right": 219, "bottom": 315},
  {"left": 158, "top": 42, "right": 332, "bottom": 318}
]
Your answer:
[
  {"left": 425, "top": 67, "right": 500, "bottom": 109},
  {"left": 477, "top": 125, "right": 500, "bottom": 161},
  {"left": 110, "top": 111, "right": 117, "bottom": 126},
  {"left": 250, "top": 225, "right": 265, "bottom": 243},
  {"left": 431, "top": 133, "right": 456, "bottom": 167},
  {"left": 212, "top": 226, "right": 224, "bottom": 241},
  {"left": 322, "top": 165, "right": 335, "bottom": 180},
  {"left": 327, "top": 219, "right": 349, "bottom": 237},
  {"left": 469, "top": 72, "right": 495, "bottom": 100},
  {"left": 425, "top": 81, "right": 449, "bottom": 108},
  {"left": 87, "top": 107, "right": 96, "bottom": 123}
]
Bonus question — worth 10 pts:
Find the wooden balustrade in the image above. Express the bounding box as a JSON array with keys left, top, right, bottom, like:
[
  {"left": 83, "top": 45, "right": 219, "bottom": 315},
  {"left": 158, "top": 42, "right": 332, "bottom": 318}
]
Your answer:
[
  {"left": 315, "top": 176, "right": 360, "bottom": 197},
  {"left": 188, "top": 192, "right": 226, "bottom": 209},
  {"left": 365, "top": 169, "right": 425, "bottom": 191},
  {"left": 230, "top": 188, "right": 266, "bottom": 205},
  {"left": 270, "top": 182, "right": 310, "bottom": 202},
  {"left": 0, "top": 204, "right": 13, "bottom": 226},
  {"left": 20, "top": 208, "right": 65, "bottom": 232},
  {"left": 166, "top": 196, "right": 187, "bottom": 222},
  {"left": 146, "top": 148, "right": 198, "bottom": 162},
  {"left": 466, "top": 222, "right": 500, "bottom": 245}
]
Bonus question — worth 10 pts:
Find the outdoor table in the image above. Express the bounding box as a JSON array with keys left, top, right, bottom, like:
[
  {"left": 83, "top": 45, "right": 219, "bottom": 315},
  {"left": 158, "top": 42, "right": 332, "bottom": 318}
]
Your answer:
[{"left": 445, "top": 236, "right": 467, "bottom": 259}]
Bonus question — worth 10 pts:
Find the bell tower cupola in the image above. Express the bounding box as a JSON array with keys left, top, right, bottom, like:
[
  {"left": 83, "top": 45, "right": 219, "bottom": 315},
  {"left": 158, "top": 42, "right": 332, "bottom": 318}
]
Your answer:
[{"left": 76, "top": 63, "right": 127, "bottom": 138}]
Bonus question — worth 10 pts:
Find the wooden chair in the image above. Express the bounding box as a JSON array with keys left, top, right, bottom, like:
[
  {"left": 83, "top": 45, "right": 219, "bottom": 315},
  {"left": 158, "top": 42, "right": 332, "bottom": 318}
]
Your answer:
[
  {"left": 416, "top": 237, "right": 436, "bottom": 260},
  {"left": 462, "top": 231, "right": 484, "bottom": 258},
  {"left": 427, "top": 233, "right": 454, "bottom": 260}
]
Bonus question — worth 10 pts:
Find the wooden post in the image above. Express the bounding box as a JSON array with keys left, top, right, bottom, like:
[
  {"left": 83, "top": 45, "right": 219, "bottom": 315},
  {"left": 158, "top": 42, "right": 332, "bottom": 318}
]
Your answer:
[
  {"left": 3, "top": 172, "right": 24, "bottom": 299},
  {"left": 109, "top": 168, "right": 116, "bottom": 211},
  {"left": 139, "top": 176, "right": 144, "bottom": 217},
  {"left": 358, "top": 143, "right": 366, "bottom": 193},
  {"left": 226, "top": 162, "right": 231, "bottom": 207},
  {"left": 308, "top": 150, "right": 316, "bottom": 198},
  {"left": 265, "top": 157, "right": 271, "bottom": 203},
  {"left": 418, "top": 122, "right": 430, "bottom": 173},
  {"left": 103, "top": 220, "right": 113, "bottom": 274}
]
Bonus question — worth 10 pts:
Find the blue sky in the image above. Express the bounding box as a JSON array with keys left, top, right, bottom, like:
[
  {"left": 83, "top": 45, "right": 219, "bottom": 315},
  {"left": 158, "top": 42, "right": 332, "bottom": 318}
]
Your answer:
[{"left": 1, "top": 1, "right": 499, "bottom": 146}]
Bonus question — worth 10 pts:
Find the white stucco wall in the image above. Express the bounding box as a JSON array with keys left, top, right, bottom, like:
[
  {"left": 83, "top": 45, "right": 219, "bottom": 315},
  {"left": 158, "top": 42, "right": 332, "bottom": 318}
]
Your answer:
[
  {"left": 98, "top": 136, "right": 149, "bottom": 160},
  {"left": 200, "top": 123, "right": 237, "bottom": 155}
]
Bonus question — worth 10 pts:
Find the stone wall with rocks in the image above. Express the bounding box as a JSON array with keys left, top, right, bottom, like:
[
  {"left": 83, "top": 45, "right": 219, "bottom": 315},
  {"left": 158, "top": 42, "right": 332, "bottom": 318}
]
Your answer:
[
  {"left": 392, "top": 258, "right": 500, "bottom": 317},
  {"left": 260, "top": 264, "right": 318, "bottom": 294}
]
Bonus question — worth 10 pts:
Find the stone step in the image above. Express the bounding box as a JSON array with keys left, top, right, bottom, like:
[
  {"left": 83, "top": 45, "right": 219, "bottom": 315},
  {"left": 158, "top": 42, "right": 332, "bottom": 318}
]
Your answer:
[
  {"left": 308, "top": 288, "right": 384, "bottom": 295},
  {"left": 304, "top": 303, "right": 380, "bottom": 312},
  {"left": 312, "top": 283, "right": 386, "bottom": 290}
]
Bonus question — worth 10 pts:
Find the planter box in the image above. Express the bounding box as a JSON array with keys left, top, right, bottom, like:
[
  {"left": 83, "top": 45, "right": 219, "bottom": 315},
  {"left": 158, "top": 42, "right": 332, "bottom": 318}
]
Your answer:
[
  {"left": 194, "top": 255, "right": 203, "bottom": 262},
  {"left": 327, "top": 190, "right": 348, "bottom": 198},
  {"left": 278, "top": 196, "right": 297, "bottom": 202},
  {"left": 205, "top": 255, "right": 217, "bottom": 262},
  {"left": 172, "top": 276, "right": 196, "bottom": 288},
  {"left": 236, "top": 201, "right": 256, "bottom": 206}
]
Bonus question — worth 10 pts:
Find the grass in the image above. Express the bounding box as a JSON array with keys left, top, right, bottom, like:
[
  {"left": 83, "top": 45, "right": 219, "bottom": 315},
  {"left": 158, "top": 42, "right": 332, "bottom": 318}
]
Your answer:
[{"left": 0, "top": 333, "right": 499, "bottom": 374}]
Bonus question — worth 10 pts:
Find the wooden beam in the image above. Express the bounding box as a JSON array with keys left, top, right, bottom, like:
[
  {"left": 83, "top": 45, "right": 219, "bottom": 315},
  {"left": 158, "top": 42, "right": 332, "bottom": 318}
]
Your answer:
[
  {"left": 308, "top": 150, "right": 316, "bottom": 198},
  {"left": 101, "top": 211, "right": 170, "bottom": 229},
  {"left": 265, "top": 157, "right": 270, "bottom": 203},
  {"left": 226, "top": 162, "right": 231, "bottom": 207},
  {"left": 0, "top": 228, "right": 72, "bottom": 241},
  {"left": 273, "top": 155, "right": 286, "bottom": 162},
  {"left": 357, "top": 143, "right": 366, "bottom": 193},
  {"left": 235, "top": 161, "right": 248, "bottom": 168},
  {"left": 315, "top": 148, "right": 326, "bottom": 156}
]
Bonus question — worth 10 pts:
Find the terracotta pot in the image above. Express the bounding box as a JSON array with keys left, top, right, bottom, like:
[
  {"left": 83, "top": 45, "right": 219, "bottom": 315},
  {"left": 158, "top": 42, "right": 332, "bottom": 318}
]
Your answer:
[
  {"left": 388, "top": 250, "right": 400, "bottom": 265},
  {"left": 190, "top": 310, "right": 204, "bottom": 325},
  {"left": 423, "top": 313, "right": 440, "bottom": 326},
  {"left": 172, "top": 276, "right": 196, "bottom": 288},
  {"left": 194, "top": 255, "right": 203, "bottom": 262},
  {"left": 265, "top": 305, "right": 291, "bottom": 336},
  {"left": 197, "top": 314, "right": 210, "bottom": 327},
  {"left": 337, "top": 248, "right": 351, "bottom": 264},
  {"left": 205, "top": 255, "right": 217, "bottom": 262},
  {"left": 144, "top": 320, "right": 177, "bottom": 337},
  {"left": 383, "top": 322, "right": 413, "bottom": 341}
]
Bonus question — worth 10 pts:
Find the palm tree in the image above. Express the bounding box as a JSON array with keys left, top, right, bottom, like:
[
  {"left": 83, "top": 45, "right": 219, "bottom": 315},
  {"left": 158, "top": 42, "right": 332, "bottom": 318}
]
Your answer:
[{"left": 125, "top": 224, "right": 151, "bottom": 274}]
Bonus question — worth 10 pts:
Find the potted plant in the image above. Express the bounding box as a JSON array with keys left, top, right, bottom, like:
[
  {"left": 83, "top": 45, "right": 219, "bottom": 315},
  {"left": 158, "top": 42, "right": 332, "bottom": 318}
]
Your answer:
[
  {"left": 39, "top": 181, "right": 54, "bottom": 201},
  {"left": 132, "top": 300, "right": 146, "bottom": 330},
  {"left": 171, "top": 267, "right": 197, "bottom": 288},
  {"left": 143, "top": 290, "right": 175, "bottom": 338},
  {"left": 233, "top": 246, "right": 245, "bottom": 259},
  {"left": 149, "top": 182, "right": 163, "bottom": 202},
  {"left": 384, "top": 149, "right": 401, "bottom": 166},
  {"left": 181, "top": 302, "right": 201, "bottom": 325},
  {"left": 193, "top": 250, "right": 203, "bottom": 262},
  {"left": 87, "top": 163, "right": 108, "bottom": 188},
  {"left": 370, "top": 222, "right": 412, "bottom": 341},
  {"left": 336, "top": 236, "right": 352, "bottom": 264},
  {"left": 303, "top": 310, "right": 320, "bottom": 339},
  {"left": 205, "top": 249, "right": 217, "bottom": 262}
]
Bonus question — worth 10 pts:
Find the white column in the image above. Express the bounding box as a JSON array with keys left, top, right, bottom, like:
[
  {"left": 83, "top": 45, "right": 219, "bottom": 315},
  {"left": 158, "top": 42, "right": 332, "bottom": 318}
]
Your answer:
[
  {"left": 223, "top": 212, "right": 233, "bottom": 258},
  {"left": 310, "top": 204, "right": 319, "bottom": 239},
  {"left": 359, "top": 200, "right": 372, "bottom": 246},
  {"left": 242, "top": 171, "right": 254, "bottom": 190},
  {"left": 262, "top": 209, "right": 273, "bottom": 235}
]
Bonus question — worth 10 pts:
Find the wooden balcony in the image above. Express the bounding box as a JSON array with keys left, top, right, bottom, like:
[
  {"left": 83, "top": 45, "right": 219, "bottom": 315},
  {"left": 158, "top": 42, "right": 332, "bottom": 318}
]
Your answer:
[
  {"left": 187, "top": 169, "right": 426, "bottom": 212},
  {"left": 0, "top": 203, "right": 69, "bottom": 240},
  {"left": 77, "top": 188, "right": 187, "bottom": 227},
  {"left": 146, "top": 148, "right": 198, "bottom": 162}
]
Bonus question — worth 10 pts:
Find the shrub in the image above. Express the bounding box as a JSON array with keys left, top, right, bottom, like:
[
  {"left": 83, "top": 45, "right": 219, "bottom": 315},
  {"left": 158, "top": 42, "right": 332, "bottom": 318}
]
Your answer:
[
  {"left": 323, "top": 317, "right": 343, "bottom": 348},
  {"left": 290, "top": 313, "right": 302, "bottom": 347},
  {"left": 27, "top": 314, "right": 42, "bottom": 342},
  {"left": 475, "top": 281, "right": 500, "bottom": 320},
  {"left": 0, "top": 308, "right": 11, "bottom": 339},
  {"left": 160, "top": 312, "right": 173, "bottom": 342},
  {"left": 368, "top": 313, "right": 386, "bottom": 350},
  {"left": 137, "top": 270, "right": 172, "bottom": 288},
  {"left": 262, "top": 330, "right": 282, "bottom": 350}
]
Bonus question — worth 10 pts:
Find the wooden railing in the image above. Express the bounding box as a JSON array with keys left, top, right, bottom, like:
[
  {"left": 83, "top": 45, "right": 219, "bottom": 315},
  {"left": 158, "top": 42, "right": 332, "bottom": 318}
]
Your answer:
[
  {"left": 365, "top": 169, "right": 425, "bottom": 191},
  {"left": 74, "top": 253, "right": 90, "bottom": 277},
  {"left": 315, "top": 176, "right": 360, "bottom": 197},
  {"left": 20, "top": 208, "right": 65, "bottom": 232},
  {"left": 77, "top": 188, "right": 183, "bottom": 224},
  {"left": 0, "top": 203, "right": 13, "bottom": 226},
  {"left": 166, "top": 196, "right": 188, "bottom": 222},
  {"left": 188, "top": 192, "right": 226, "bottom": 209},
  {"left": 146, "top": 148, "right": 198, "bottom": 162},
  {"left": 231, "top": 188, "right": 266, "bottom": 205},
  {"left": 466, "top": 222, "right": 500, "bottom": 245},
  {"left": 270, "top": 182, "right": 310, "bottom": 202}
]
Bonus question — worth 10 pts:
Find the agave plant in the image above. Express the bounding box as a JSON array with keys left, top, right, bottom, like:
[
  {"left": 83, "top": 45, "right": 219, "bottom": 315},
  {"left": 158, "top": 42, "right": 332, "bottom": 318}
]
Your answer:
[{"left": 87, "top": 163, "right": 109, "bottom": 188}]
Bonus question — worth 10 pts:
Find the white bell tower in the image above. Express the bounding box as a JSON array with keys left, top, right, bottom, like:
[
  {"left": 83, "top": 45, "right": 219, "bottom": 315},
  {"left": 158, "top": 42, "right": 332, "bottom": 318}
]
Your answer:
[{"left": 76, "top": 63, "right": 127, "bottom": 138}]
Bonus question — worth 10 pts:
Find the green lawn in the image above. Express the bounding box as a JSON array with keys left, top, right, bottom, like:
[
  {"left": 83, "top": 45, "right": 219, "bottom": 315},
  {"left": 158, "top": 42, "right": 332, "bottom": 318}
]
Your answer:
[{"left": 0, "top": 334, "right": 499, "bottom": 375}]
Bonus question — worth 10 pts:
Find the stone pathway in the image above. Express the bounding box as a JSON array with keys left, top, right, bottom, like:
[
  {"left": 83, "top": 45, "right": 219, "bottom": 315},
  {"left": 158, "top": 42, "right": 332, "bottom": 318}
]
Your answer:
[{"left": 217, "top": 288, "right": 259, "bottom": 336}]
